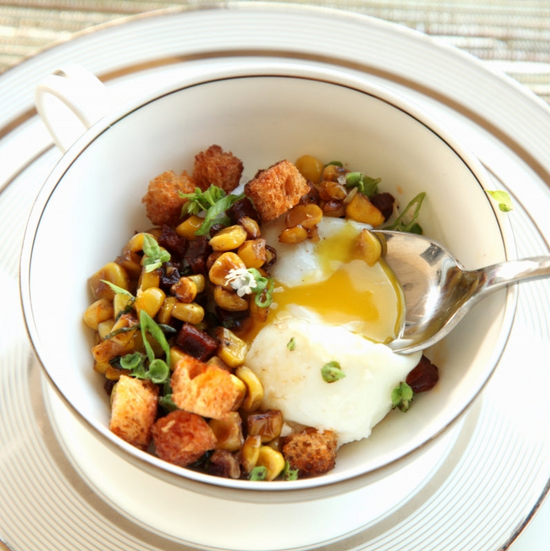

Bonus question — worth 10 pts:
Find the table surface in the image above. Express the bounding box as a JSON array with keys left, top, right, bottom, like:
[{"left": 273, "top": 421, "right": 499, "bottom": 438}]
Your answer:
[{"left": 1, "top": 1, "right": 550, "bottom": 550}]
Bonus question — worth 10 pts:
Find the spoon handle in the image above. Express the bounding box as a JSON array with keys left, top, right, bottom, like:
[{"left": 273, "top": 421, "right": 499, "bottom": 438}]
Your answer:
[{"left": 475, "top": 255, "right": 550, "bottom": 296}]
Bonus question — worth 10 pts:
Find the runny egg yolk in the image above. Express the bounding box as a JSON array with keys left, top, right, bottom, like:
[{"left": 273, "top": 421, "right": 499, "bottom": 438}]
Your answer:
[{"left": 269, "top": 223, "right": 404, "bottom": 344}]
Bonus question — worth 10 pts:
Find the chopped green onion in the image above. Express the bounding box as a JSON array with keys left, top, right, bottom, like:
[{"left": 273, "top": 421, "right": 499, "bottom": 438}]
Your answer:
[
  {"left": 321, "top": 361, "right": 345, "bottom": 383},
  {"left": 100, "top": 279, "right": 133, "bottom": 298},
  {"left": 385, "top": 192, "right": 426, "bottom": 234},
  {"left": 391, "top": 381, "right": 414, "bottom": 412},
  {"left": 249, "top": 466, "right": 267, "bottom": 481},
  {"left": 287, "top": 337, "right": 296, "bottom": 351}
]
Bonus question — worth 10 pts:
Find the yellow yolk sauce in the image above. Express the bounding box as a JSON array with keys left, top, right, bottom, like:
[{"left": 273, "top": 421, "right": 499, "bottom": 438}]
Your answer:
[{"left": 268, "top": 222, "right": 404, "bottom": 344}]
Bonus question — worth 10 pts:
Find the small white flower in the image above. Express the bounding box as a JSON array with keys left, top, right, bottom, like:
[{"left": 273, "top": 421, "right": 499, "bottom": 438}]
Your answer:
[{"left": 225, "top": 268, "right": 257, "bottom": 297}]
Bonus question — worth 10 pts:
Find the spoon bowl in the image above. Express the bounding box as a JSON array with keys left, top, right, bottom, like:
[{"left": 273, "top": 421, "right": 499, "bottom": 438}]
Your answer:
[{"left": 374, "top": 230, "right": 549, "bottom": 354}]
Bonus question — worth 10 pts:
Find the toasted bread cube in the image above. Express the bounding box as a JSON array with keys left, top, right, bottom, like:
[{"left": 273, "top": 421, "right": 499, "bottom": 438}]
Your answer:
[
  {"left": 244, "top": 160, "right": 310, "bottom": 222},
  {"left": 109, "top": 375, "right": 159, "bottom": 450},
  {"left": 193, "top": 144, "right": 244, "bottom": 194},
  {"left": 282, "top": 428, "right": 338, "bottom": 477},
  {"left": 171, "top": 353, "right": 242, "bottom": 419},
  {"left": 152, "top": 410, "right": 216, "bottom": 467},
  {"left": 142, "top": 170, "right": 196, "bottom": 227}
]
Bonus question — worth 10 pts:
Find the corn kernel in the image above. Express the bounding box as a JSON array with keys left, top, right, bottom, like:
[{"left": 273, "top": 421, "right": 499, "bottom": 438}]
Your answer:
[
  {"left": 285, "top": 203, "right": 323, "bottom": 230},
  {"left": 247, "top": 410, "right": 284, "bottom": 443},
  {"left": 209, "top": 252, "right": 246, "bottom": 288},
  {"left": 157, "top": 296, "right": 177, "bottom": 325},
  {"left": 213, "top": 285, "right": 249, "bottom": 312},
  {"left": 187, "top": 274, "right": 206, "bottom": 294},
  {"left": 207, "top": 355, "right": 231, "bottom": 371},
  {"left": 171, "top": 277, "right": 198, "bottom": 303},
  {"left": 122, "top": 232, "right": 148, "bottom": 253},
  {"left": 134, "top": 287, "right": 165, "bottom": 318},
  {"left": 241, "top": 435, "right": 262, "bottom": 473},
  {"left": 295, "top": 155, "right": 324, "bottom": 184},
  {"left": 239, "top": 216, "right": 261, "bottom": 239},
  {"left": 171, "top": 302, "right": 205, "bottom": 325},
  {"left": 345, "top": 193, "right": 385, "bottom": 226},
  {"left": 176, "top": 215, "right": 203, "bottom": 240},
  {"left": 237, "top": 238, "right": 267, "bottom": 269},
  {"left": 236, "top": 365, "right": 264, "bottom": 411},
  {"left": 138, "top": 269, "right": 161, "bottom": 292},
  {"left": 209, "top": 412, "right": 244, "bottom": 452},
  {"left": 256, "top": 446, "right": 285, "bottom": 481},
  {"left": 353, "top": 229, "right": 382, "bottom": 266},
  {"left": 230, "top": 374, "right": 247, "bottom": 410},
  {"left": 216, "top": 327, "right": 248, "bottom": 368},
  {"left": 93, "top": 361, "right": 110, "bottom": 375},
  {"left": 83, "top": 298, "right": 114, "bottom": 330},
  {"left": 97, "top": 318, "right": 115, "bottom": 341},
  {"left": 170, "top": 345, "right": 187, "bottom": 370},
  {"left": 319, "top": 180, "right": 347, "bottom": 201},
  {"left": 279, "top": 226, "right": 308, "bottom": 244},
  {"left": 113, "top": 292, "right": 133, "bottom": 319},
  {"left": 322, "top": 163, "right": 346, "bottom": 182},
  {"left": 88, "top": 262, "right": 130, "bottom": 300},
  {"left": 322, "top": 199, "right": 346, "bottom": 218},
  {"left": 209, "top": 225, "right": 248, "bottom": 252},
  {"left": 115, "top": 250, "right": 142, "bottom": 279}
]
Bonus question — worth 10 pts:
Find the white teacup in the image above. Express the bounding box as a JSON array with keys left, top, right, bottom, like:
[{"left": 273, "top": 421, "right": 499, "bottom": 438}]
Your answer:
[{"left": 20, "top": 60, "right": 515, "bottom": 501}]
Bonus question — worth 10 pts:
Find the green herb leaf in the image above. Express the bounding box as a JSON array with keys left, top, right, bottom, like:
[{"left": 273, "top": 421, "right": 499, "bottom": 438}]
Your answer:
[
  {"left": 120, "top": 351, "right": 147, "bottom": 371},
  {"left": 100, "top": 279, "right": 134, "bottom": 298},
  {"left": 385, "top": 192, "right": 426, "bottom": 234},
  {"left": 345, "top": 172, "right": 381, "bottom": 197},
  {"left": 139, "top": 310, "right": 171, "bottom": 382},
  {"left": 249, "top": 466, "right": 267, "bottom": 481},
  {"left": 180, "top": 185, "right": 245, "bottom": 236},
  {"left": 142, "top": 234, "right": 171, "bottom": 273},
  {"left": 486, "top": 190, "right": 513, "bottom": 212},
  {"left": 391, "top": 381, "right": 414, "bottom": 412},
  {"left": 282, "top": 461, "right": 299, "bottom": 481},
  {"left": 287, "top": 337, "right": 296, "bottom": 351},
  {"left": 321, "top": 361, "right": 345, "bottom": 383},
  {"left": 148, "top": 358, "right": 170, "bottom": 384}
]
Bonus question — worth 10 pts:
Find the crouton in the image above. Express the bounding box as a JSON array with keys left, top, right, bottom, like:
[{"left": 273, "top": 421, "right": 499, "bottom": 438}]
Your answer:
[
  {"left": 282, "top": 428, "right": 338, "bottom": 477},
  {"left": 244, "top": 160, "right": 310, "bottom": 222},
  {"left": 142, "top": 170, "right": 195, "bottom": 227},
  {"left": 171, "top": 353, "right": 242, "bottom": 419},
  {"left": 193, "top": 144, "right": 244, "bottom": 194},
  {"left": 109, "top": 375, "right": 159, "bottom": 450},
  {"left": 151, "top": 410, "right": 216, "bottom": 467}
]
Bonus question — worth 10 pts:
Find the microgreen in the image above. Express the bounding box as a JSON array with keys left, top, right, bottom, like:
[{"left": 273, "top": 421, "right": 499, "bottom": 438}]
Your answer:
[
  {"left": 385, "top": 192, "right": 426, "bottom": 234},
  {"left": 391, "top": 381, "right": 414, "bottom": 412},
  {"left": 282, "top": 461, "right": 299, "bottom": 481},
  {"left": 345, "top": 172, "right": 381, "bottom": 197},
  {"left": 287, "top": 337, "right": 296, "bottom": 351},
  {"left": 180, "top": 185, "right": 245, "bottom": 236},
  {"left": 142, "top": 234, "right": 171, "bottom": 273},
  {"left": 321, "top": 361, "right": 345, "bottom": 383},
  {"left": 486, "top": 190, "right": 513, "bottom": 212},
  {"left": 249, "top": 466, "right": 267, "bottom": 481}
]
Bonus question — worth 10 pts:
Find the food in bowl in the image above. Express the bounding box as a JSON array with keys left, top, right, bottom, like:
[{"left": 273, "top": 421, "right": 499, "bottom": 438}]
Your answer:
[{"left": 83, "top": 145, "right": 439, "bottom": 481}]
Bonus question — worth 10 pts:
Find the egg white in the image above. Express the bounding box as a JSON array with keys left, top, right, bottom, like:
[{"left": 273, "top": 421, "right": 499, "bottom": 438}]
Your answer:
[{"left": 245, "top": 316, "right": 421, "bottom": 447}]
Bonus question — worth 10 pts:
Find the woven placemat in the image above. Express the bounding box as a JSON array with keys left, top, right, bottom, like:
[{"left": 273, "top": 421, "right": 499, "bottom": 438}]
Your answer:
[{"left": 1, "top": 0, "right": 549, "bottom": 103}]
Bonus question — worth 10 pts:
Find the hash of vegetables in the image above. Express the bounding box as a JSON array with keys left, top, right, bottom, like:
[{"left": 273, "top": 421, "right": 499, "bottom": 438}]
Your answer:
[{"left": 83, "top": 145, "right": 438, "bottom": 482}]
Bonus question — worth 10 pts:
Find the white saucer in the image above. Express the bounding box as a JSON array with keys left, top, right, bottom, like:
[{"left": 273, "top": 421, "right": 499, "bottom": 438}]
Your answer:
[{"left": 1, "top": 4, "right": 550, "bottom": 550}]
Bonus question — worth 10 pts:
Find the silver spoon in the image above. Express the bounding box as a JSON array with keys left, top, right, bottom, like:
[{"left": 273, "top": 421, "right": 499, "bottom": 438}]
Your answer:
[{"left": 372, "top": 230, "right": 550, "bottom": 354}]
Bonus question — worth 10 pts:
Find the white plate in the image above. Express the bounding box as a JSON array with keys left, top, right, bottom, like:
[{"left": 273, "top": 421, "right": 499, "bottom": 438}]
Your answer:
[{"left": 1, "top": 4, "right": 550, "bottom": 550}]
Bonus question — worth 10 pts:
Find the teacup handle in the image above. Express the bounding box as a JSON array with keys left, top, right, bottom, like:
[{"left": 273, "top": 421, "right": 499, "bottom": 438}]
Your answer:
[{"left": 35, "top": 64, "right": 115, "bottom": 152}]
